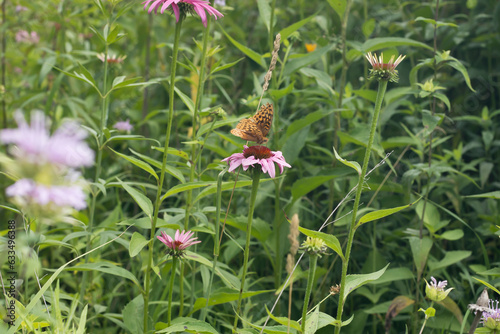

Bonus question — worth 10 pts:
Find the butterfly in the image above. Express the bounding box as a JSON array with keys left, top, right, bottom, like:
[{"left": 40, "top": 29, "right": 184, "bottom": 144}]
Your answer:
[{"left": 230, "top": 103, "right": 273, "bottom": 144}]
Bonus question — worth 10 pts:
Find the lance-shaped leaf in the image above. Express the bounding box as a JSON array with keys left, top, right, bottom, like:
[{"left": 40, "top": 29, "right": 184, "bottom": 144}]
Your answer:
[
  {"left": 333, "top": 146, "right": 361, "bottom": 175},
  {"left": 356, "top": 198, "right": 420, "bottom": 228},
  {"left": 343, "top": 264, "right": 389, "bottom": 301},
  {"left": 298, "top": 226, "right": 344, "bottom": 260}
]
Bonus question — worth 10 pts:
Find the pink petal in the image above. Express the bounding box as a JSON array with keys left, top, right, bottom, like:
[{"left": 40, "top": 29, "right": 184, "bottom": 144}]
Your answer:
[{"left": 171, "top": 3, "right": 180, "bottom": 21}]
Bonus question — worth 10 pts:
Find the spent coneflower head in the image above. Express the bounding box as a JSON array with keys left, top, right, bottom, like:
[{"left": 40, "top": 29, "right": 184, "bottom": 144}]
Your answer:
[
  {"left": 157, "top": 230, "right": 201, "bottom": 257},
  {"left": 222, "top": 145, "right": 291, "bottom": 179},
  {"left": 365, "top": 52, "right": 405, "bottom": 83},
  {"left": 97, "top": 53, "right": 127, "bottom": 64},
  {"left": 300, "top": 236, "right": 328, "bottom": 257},
  {"left": 143, "top": 0, "right": 223, "bottom": 28}
]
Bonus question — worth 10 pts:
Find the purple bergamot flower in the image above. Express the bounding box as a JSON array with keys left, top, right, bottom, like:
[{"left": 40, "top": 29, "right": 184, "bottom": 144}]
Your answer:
[
  {"left": 0, "top": 111, "right": 94, "bottom": 168},
  {"left": 113, "top": 119, "right": 133, "bottom": 132},
  {"left": 6, "top": 179, "right": 87, "bottom": 210}
]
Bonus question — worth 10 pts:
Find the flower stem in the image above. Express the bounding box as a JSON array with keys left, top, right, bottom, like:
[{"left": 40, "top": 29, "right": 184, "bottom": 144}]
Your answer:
[
  {"left": 200, "top": 168, "right": 226, "bottom": 321},
  {"left": 180, "top": 14, "right": 211, "bottom": 317},
  {"left": 79, "top": 39, "right": 110, "bottom": 310},
  {"left": 233, "top": 170, "right": 262, "bottom": 332},
  {"left": 301, "top": 254, "right": 318, "bottom": 333},
  {"left": 167, "top": 256, "right": 178, "bottom": 326},
  {"left": 334, "top": 79, "right": 388, "bottom": 334},
  {"left": 143, "top": 15, "right": 184, "bottom": 333}
]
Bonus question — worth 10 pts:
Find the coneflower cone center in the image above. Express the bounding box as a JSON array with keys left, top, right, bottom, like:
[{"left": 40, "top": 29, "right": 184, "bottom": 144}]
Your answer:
[
  {"left": 243, "top": 145, "right": 272, "bottom": 159},
  {"left": 178, "top": 2, "right": 195, "bottom": 14}
]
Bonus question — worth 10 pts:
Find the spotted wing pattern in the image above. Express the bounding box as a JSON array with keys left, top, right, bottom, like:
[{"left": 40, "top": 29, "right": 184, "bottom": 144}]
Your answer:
[{"left": 231, "top": 103, "right": 273, "bottom": 144}]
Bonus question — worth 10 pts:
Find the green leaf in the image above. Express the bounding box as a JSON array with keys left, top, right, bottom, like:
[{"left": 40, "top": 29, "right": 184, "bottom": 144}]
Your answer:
[
  {"left": 362, "top": 18, "right": 376, "bottom": 38},
  {"left": 197, "top": 116, "right": 241, "bottom": 137},
  {"left": 129, "top": 148, "right": 185, "bottom": 183},
  {"left": 118, "top": 217, "right": 180, "bottom": 230},
  {"left": 104, "top": 135, "right": 159, "bottom": 146},
  {"left": 327, "top": 0, "right": 346, "bottom": 19},
  {"left": 473, "top": 278, "right": 500, "bottom": 295},
  {"left": 291, "top": 175, "right": 336, "bottom": 202},
  {"left": 6, "top": 229, "right": 130, "bottom": 334},
  {"left": 161, "top": 181, "right": 213, "bottom": 202},
  {"left": 184, "top": 251, "right": 240, "bottom": 289},
  {"left": 174, "top": 86, "right": 195, "bottom": 113},
  {"left": 210, "top": 58, "right": 244, "bottom": 75},
  {"left": 268, "top": 81, "right": 295, "bottom": 101},
  {"left": 465, "top": 191, "right": 500, "bottom": 199},
  {"left": 438, "top": 229, "right": 464, "bottom": 241},
  {"left": 372, "top": 268, "right": 414, "bottom": 285},
  {"left": 156, "top": 318, "right": 218, "bottom": 334},
  {"left": 109, "top": 148, "right": 158, "bottom": 181},
  {"left": 39, "top": 56, "right": 56, "bottom": 85},
  {"left": 279, "top": 13, "right": 316, "bottom": 40},
  {"left": 343, "top": 264, "right": 389, "bottom": 300},
  {"left": 305, "top": 305, "right": 320, "bottom": 334},
  {"left": 409, "top": 236, "right": 433, "bottom": 279},
  {"left": 75, "top": 305, "right": 88, "bottom": 334},
  {"left": 433, "top": 92, "right": 451, "bottom": 110},
  {"left": 298, "top": 226, "right": 344, "bottom": 259},
  {"left": 219, "top": 24, "right": 266, "bottom": 68},
  {"left": 193, "top": 178, "right": 273, "bottom": 203},
  {"left": 122, "top": 295, "right": 144, "bottom": 334},
  {"left": 191, "top": 289, "right": 272, "bottom": 314},
  {"left": 428, "top": 250, "right": 471, "bottom": 272},
  {"left": 333, "top": 146, "right": 361, "bottom": 175},
  {"left": 55, "top": 65, "right": 101, "bottom": 96},
  {"left": 119, "top": 180, "right": 154, "bottom": 217},
  {"left": 65, "top": 262, "right": 140, "bottom": 287},
  {"left": 415, "top": 17, "right": 458, "bottom": 28},
  {"left": 284, "top": 44, "right": 334, "bottom": 76},
  {"left": 362, "top": 37, "right": 433, "bottom": 52},
  {"left": 283, "top": 108, "right": 339, "bottom": 141},
  {"left": 256, "top": 0, "right": 271, "bottom": 32},
  {"left": 357, "top": 198, "right": 420, "bottom": 227},
  {"left": 129, "top": 232, "right": 149, "bottom": 257},
  {"left": 445, "top": 56, "right": 475, "bottom": 92}
]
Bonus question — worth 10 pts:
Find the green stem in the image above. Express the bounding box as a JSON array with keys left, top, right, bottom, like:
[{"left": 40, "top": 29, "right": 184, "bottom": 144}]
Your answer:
[
  {"left": 143, "top": 15, "right": 184, "bottom": 333},
  {"left": 180, "top": 15, "right": 211, "bottom": 317},
  {"left": 200, "top": 168, "right": 226, "bottom": 321},
  {"left": 301, "top": 254, "right": 318, "bottom": 333},
  {"left": 233, "top": 170, "right": 262, "bottom": 332},
  {"left": 79, "top": 39, "right": 110, "bottom": 309},
  {"left": 334, "top": 79, "right": 388, "bottom": 334},
  {"left": 167, "top": 256, "right": 178, "bottom": 326}
]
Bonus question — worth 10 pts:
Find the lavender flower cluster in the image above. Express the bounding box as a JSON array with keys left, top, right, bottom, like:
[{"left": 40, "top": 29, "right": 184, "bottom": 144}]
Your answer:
[{"left": 0, "top": 111, "right": 94, "bottom": 219}]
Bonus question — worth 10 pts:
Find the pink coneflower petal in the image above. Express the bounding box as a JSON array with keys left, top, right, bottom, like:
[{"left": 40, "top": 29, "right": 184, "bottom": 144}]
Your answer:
[
  {"left": 161, "top": 0, "right": 176, "bottom": 13},
  {"left": 142, "top": 0, "right": 223, "bottom": 26},
  {"left": 222, "top": 145, "right": 291, "bottom": 178},
  {"left": 157, "top": 229, "right": 201, "bottom": 257}
]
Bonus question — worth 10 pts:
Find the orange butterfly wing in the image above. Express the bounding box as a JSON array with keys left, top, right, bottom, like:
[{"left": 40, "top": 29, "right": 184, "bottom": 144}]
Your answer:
[
  {"left": 252, "top": 103, "right": 273, "bottom": 137},
  {"left": 231, "top": 103, "right": 273, "bottom": 144},
  {"left": 231, "top": 119, "right": 264, "bottom": 143}
]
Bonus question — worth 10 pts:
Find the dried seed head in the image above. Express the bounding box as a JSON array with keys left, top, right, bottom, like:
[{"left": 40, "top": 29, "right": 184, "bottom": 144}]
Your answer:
[
  {"left": 288, "top": 213, "right": 300, "bottom": 256},
  {"left": 262, "top": 33, "right": 281, "bottom": 92}
]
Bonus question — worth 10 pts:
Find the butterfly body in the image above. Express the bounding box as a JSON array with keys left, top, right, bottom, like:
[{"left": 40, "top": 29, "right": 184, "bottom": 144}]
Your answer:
[{"left": 231, "top": 103, "right": 273, "bottom": 144}]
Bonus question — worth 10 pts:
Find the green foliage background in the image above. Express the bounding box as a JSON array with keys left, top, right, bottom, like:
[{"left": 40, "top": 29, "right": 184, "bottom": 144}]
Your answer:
[{"left": 1, "top": 0, "right": 500, "bottom": 333}]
